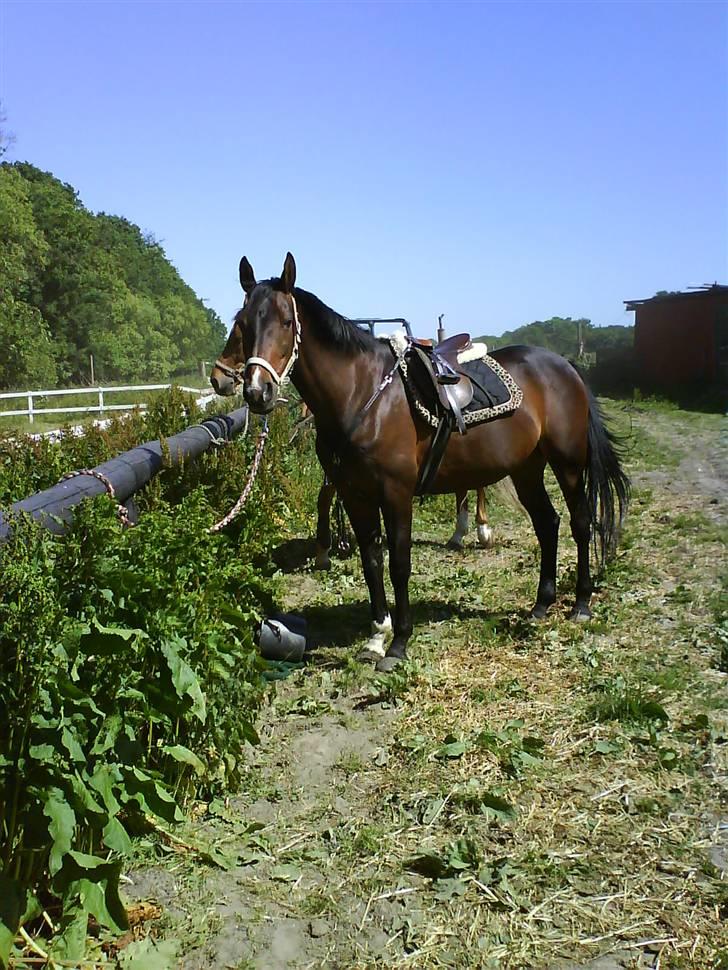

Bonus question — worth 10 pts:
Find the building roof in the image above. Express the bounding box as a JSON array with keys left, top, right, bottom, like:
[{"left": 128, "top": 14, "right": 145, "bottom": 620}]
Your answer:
[{"left": 625, "top": 283, "right": 728, "bottom": 310}]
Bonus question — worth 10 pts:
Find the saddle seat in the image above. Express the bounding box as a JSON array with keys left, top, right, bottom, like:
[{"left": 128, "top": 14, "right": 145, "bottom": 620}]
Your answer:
[{"left": 410, "top": 332, "right": 475, "bottom": 429}]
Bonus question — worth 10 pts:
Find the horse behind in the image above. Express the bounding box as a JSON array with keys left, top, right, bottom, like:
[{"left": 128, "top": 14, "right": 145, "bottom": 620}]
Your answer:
[{"left": 211, "top": 253, "right": 630, "bottom": 671}]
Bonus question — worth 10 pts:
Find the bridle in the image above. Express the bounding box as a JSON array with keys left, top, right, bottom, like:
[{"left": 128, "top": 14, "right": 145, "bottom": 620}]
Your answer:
[{"left": 214, "top": 292, "right": 302, "bottom": 388}]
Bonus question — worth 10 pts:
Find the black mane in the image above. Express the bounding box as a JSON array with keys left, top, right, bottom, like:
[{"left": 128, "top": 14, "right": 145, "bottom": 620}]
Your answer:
[{"left": 258, "top": 278, "right": 378, "bottom": 355}]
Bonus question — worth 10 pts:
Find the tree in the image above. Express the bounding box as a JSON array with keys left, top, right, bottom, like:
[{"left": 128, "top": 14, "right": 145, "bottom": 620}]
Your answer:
[
  {"left": 0, "top": 166, "right": 57, "bottom": 387},
  {"left": 0, "top": 162, "right": 222, "bottom": 387},
  {"left": 478, "top": 316, "right": 632, "bottom": 359},
  {"left": 0, "top": 101, "right": 15, "bottom": 160}
]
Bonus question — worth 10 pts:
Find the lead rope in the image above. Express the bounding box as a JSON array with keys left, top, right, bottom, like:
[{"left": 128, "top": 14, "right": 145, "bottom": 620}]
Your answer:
[
  {"left": 61, "top": 469, "right": 133, "bottom": 527},
  {"left": 208, "top": 419, "right": 269, "bottom": 533}
]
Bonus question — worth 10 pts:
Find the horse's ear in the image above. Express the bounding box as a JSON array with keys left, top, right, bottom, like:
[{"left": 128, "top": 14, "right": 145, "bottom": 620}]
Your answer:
[
  {"left": 239, "top": 257, "right": 256, "bottom": 294},
  {"left": 280, "top": 252, "right": 296, "bottom": 293}
]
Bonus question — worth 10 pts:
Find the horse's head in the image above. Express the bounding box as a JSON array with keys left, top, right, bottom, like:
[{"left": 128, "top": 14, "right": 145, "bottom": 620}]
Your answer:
[{"left": 210, "top": 253, "right": 300, "bottom": 413}]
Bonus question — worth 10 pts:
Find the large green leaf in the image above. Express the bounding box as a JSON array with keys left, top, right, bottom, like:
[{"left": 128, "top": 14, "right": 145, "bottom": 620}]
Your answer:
[
  {"left": 53, "top": 853, "right": 128, "bottom": 933},
  {"left": 61, "top": 726, "right": 85, "bottom": 763},
  {"left": 89, "top": 764, "right": 121, "bottom": 816},
  {"left": 90, "top": 714, "right": 123, "bottom": 756},
  {"left": 118, "top": 937, "right": 178, "bottom": 969},
  {"left": 161, "top": 637, "right": 206, "bottom": 723},
  {"left": 69, "top": 773, "right": 105, "bottom": 818},
  {"left": 28, "top": 742, "right": 57, "bottom": 764},
  {"left": 477, "top": 792, "right": 517, "bottom": 821},
  {"left": 43, "top": 787, "right": 77, "bottom": 876},
  {"left": 102, "top": 815, "right": 132, "bottom": 856},
  {"left": 48, "top": 901, "right": 87, "bottom": 964},
  {"left": 122, "top": 767, "right": 183, "bottom": 823},
  {"left": 0, "top": 875, "right": 30, "bottom": 969},
  {"left": 80, "top": 619, "right": 147, "bottom": 656},
  {"left": 162, "top": 744, "right": 206, "bottom": 777}
]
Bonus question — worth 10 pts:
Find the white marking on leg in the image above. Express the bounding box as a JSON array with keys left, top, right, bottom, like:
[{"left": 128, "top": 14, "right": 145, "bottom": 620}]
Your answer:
[
  {"left": 477, "top": 524, "right": 494, "bottom": 548},
  {"left": 357, "top": 614, "right": 392, "bottom": 661},
  {"left": 447, "top": 507, "right": 469, "bottom": 549},
  {"left": 314, "top": 543, "right": 331, "bottom": 570}
]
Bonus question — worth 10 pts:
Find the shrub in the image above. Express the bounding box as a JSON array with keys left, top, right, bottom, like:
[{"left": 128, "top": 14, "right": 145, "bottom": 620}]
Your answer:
[{"left": 0, "top": 389, "right": 320, "bottom": 963}]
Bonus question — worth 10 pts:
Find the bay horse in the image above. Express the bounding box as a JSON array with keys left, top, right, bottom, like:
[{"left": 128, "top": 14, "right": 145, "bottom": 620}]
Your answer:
[{"left": 211, "top": 254, "right": 630, "bottom": 672}]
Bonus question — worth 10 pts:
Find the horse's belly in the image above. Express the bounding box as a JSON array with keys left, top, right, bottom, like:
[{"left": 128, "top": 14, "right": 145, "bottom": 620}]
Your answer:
[{"left": 427, "top": 410, "right": 540, "bottom": 493}]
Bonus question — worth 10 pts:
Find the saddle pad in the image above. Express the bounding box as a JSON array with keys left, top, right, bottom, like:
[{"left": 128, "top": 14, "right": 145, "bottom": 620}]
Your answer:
[
  {"left": 460, "top": 356, "right": 511, "bottom": 412},
  {"left": 457, "top": 354, "right": 523, "bottom": 426},
  {"left": 401, "top": 343, "right": 523, "bottom": 431}
]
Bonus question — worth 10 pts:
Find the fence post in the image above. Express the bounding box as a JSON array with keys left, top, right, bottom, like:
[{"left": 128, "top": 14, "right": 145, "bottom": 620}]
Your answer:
[
  {"left": 99, "top": 389, "right": 105, "bottom": 415},
  {"left": 27, "top": 393, "right": 34, "bottom": 425}
]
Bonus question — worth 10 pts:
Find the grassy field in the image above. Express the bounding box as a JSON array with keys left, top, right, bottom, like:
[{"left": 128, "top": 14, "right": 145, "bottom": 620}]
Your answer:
[{"left": 62, "top": 400, "right": 728, "bottom": 969}]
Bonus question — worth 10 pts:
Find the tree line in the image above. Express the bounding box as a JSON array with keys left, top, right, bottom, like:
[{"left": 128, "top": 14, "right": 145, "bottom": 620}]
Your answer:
[
  {"left": 478, "top": 316, "right": 633, "bottom": 359},
  {"left": 0, "top": 162, "right": 227, "bottom": 390}
]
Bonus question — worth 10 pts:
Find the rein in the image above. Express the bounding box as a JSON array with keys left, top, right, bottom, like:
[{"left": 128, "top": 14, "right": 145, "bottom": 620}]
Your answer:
[{"left": 359, "top": 337, "right": 409, "bottom": 418}]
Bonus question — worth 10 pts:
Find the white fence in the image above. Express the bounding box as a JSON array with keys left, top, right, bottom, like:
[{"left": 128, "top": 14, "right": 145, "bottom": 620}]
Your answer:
[{"left": 0, "top": 384, "right": 216, "bottom": 423}]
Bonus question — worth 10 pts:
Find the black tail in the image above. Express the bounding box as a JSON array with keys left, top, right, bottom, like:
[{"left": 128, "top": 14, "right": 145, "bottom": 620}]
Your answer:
[{"left": 583, "top": 384, "right": 631, "bottom": 569}]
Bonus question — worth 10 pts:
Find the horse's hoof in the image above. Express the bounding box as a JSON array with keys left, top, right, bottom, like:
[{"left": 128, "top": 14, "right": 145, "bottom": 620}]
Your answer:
[
  {"left": 477, "top": 525, "right": 494, "bottom": 549},
  {"left": 357, "top": 646, "right": 385, "bottom": 663},
  {"left": 313, "top": 556, "right": 331, "bottom": 571},
  {"left": 569, "top": 607, "right": 591, "bottom": 623},
  {"left": 376, "top": 654, "right": 405, "bottom": 673},
  {"left": 528, "top": 604, "right": 550, "bottom": 621},
  {"left": 445, "top": 538, "right": 464, "bottom": 551}
]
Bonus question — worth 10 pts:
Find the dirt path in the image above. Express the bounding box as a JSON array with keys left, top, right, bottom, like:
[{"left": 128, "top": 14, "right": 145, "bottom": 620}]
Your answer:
[{"left": 123, "top": 402, "right": 727, "bottom": 970}]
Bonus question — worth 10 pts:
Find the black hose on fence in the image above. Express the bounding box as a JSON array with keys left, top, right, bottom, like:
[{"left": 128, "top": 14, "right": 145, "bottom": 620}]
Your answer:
[{"left": 0, "top": 406, "right": 250, "bottom": 543}]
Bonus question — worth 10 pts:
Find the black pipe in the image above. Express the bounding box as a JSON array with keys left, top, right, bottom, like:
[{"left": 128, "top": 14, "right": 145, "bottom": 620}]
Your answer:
[{"left": 0, "top": 406, "right": 250, "bottom": 542}]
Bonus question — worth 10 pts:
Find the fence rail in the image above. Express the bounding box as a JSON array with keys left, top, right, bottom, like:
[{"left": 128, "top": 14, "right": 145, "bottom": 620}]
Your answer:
[{"left": 0, "top": 384, "right": 215, "bottom": 422}]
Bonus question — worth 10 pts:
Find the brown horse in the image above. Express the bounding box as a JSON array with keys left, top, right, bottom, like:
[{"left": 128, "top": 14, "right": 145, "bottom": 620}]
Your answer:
[{"left": 211, "top": 254, "right": 630, "bottom": 671}]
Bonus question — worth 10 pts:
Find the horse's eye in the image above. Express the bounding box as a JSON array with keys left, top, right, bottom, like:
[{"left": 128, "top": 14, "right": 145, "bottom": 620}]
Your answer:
[{"left": 283, "top": 318, "right": 293, "bottom": 328}]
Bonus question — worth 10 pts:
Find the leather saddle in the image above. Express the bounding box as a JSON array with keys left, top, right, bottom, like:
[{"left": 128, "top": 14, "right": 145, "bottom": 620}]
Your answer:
[{"left": 411, "top": 333, "right": 474, "bottom": 433}]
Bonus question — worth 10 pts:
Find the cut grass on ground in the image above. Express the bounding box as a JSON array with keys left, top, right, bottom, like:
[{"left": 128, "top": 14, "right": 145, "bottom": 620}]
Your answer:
[{"left": 85, "top": 401, "right": 728, "bottom": 968}]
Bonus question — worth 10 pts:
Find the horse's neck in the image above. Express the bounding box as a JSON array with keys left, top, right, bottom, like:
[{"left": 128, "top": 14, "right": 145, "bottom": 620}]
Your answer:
[{"left": 292, "top": 322, "right": 381, "bottom": 432}]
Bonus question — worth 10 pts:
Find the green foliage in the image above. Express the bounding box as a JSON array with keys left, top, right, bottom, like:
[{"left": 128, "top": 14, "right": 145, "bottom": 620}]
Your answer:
[
  {"left": 479, "top": 316, "right": 633, "bottom": 359},
  {"left": 0, "top": 162, "right": 226, "bottom": 389},
  {"left": 586, "top": 675, "right": 669, "bottom": 726},
  {"left": 0, "top": 391, "right": 321, "bottom": 963}
]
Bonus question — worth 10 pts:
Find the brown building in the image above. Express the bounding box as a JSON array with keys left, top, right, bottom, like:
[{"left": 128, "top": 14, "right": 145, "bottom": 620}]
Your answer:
[{"left": 625, "top": 284, "right": 728, "bottom": 389}]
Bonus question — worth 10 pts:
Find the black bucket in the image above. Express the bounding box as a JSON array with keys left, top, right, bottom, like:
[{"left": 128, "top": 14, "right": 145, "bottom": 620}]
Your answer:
[{"left": 257, "top": 612, "right": 307, "bottom": 662}]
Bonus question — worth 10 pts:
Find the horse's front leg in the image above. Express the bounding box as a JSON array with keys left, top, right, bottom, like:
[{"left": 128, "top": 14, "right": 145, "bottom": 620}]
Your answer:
[
  {"left": 378, "top": 489, "right": 414, "bottom": 672},
  {"left": 314, "top": 477, "right": 336, "bottom": 570},
  {"left": 341, "top": 495, "right": 391, "bottom": 662}
]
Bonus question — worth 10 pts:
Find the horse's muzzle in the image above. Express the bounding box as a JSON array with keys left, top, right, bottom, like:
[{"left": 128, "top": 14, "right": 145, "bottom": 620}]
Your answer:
[
  {"left": 243, "top": 379, "right": 278, "bottom": 413},
  {"left": 210, "top": 366, "right": 238, "bottom": 396}
]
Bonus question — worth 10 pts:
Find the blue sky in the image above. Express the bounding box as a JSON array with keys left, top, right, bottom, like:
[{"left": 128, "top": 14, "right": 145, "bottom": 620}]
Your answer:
[{"left": 2, "top": 0, "right": 726, "bottom": 338}]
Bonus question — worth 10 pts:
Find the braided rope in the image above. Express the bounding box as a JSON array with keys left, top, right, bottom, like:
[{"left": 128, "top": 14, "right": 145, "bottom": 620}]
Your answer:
[
  {"left": 192, "top": 423, "right": 228, "bottom": 447},
  {"left": 208, "top": 424, "right": 269, "bottom": 533},
  {"left": 61, "top": 469, "right": 133, "bottom": 527}
]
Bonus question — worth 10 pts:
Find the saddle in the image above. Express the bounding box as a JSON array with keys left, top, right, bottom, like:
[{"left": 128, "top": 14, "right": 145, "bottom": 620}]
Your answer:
[{"left": 411, "top": 333, "right": 475, "bottom": 434}]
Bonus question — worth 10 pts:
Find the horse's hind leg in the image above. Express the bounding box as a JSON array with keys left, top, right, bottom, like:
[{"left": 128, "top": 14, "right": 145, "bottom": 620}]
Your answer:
[
  {"left": 475, "top": 486, "right": 494, "bottom": 548},
  {"left": 446, "top": 490, "right": 469, "bottom": 550},
  {"left": 314, "top": 478, "right": 337, "bottom": 570},
  {"left": 553, "top": 465, "right": 592, "bottom": 621},
  {"left": 511, "top": 460, "right": 560, "bottom": 619}
]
